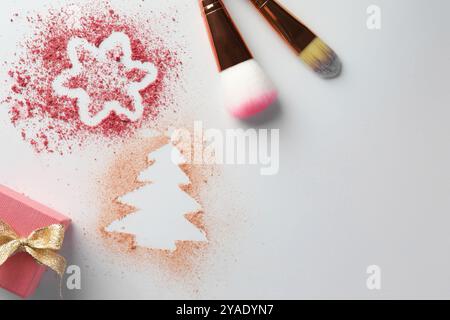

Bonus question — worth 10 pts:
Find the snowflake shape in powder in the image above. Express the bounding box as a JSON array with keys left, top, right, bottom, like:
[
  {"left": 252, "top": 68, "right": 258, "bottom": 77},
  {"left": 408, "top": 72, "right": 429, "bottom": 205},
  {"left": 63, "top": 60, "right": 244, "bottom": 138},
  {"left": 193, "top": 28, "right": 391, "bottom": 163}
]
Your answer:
[{"left": 53, "top": 32, "right": 158, "bottom": 127}]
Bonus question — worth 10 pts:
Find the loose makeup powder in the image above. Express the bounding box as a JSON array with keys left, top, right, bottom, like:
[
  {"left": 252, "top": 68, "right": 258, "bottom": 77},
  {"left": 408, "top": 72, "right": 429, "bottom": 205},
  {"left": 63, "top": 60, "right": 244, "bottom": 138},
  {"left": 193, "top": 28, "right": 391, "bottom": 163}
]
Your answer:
[
  {"left": 97, "top": 134, "right": 219, "bottom": 279},
  {"left": 3, "top": 2, "right": 182, "bottom": 154}
]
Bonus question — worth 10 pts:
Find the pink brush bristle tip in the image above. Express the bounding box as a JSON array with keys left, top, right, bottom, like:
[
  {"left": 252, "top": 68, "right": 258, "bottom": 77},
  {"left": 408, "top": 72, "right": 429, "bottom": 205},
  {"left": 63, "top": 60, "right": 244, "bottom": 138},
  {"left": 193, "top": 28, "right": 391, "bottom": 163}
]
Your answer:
[{"left": 229, "top": 90, "right": 278, "bottom": 119}]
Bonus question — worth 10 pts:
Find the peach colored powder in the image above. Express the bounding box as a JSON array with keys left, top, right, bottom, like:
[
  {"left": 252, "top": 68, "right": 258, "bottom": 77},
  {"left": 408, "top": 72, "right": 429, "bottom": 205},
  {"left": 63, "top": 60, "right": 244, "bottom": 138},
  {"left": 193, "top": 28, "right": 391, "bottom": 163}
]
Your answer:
[{"left": 97, "top": 134, "right": 218, "bottom": 279}]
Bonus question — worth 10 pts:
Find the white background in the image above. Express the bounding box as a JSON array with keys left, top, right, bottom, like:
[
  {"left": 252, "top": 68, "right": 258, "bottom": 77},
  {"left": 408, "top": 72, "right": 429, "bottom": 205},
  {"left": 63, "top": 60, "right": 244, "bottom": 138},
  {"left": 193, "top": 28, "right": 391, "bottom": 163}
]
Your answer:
[{"left": 1, "top": 0, "right": 450, "bottom": 299}]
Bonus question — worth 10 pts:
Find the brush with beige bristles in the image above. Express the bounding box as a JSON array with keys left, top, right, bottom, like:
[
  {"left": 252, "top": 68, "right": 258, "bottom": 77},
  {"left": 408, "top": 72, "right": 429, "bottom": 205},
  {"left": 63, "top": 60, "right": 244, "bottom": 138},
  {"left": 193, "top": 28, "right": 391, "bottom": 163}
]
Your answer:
[{"left": 249, "top": 0, "right": 342, "bottom": 78}]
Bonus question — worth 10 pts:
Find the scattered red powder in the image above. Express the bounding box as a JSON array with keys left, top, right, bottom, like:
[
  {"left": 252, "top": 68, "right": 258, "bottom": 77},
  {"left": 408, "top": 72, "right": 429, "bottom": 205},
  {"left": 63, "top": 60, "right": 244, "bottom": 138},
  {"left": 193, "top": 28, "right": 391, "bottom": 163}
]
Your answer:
[
  {"left": 4, "top": 2, "right": 182, "bottom": 154},
  {"left": 64, "top": 43, "right": 148, "bottom": 116}
]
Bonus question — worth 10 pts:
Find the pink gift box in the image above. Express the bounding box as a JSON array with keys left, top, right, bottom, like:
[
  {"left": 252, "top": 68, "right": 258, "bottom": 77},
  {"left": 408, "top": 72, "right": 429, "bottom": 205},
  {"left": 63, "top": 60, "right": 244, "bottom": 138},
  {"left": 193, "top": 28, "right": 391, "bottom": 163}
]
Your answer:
[{"left": 0, "top": 185, "right": 70, "bottom": 298}]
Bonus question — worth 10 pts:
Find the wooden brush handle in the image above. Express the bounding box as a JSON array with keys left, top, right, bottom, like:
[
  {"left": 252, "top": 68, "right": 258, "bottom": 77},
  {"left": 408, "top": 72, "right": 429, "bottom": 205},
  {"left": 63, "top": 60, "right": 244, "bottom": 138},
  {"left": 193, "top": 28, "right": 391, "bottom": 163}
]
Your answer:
[
  {"left": 250, "top": 0, "right": 316, "bottom": 53},
  {"left": 201, "top": 0, "right": 253, "bottom": 71}
]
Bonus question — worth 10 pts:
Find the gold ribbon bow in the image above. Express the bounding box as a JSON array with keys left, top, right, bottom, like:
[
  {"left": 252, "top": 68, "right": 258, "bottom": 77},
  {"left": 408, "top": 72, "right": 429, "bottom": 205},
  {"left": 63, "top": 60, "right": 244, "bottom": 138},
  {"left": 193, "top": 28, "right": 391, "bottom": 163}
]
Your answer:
[{"left": 0, "top": 220, "right": 66, "bottom": 277}]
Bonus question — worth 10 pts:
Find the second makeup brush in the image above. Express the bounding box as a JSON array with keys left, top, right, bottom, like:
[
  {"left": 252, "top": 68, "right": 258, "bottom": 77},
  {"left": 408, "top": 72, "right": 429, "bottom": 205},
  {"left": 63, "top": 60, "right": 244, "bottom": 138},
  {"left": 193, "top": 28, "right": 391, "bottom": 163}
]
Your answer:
[{"left": 249, "top": 0, "right": 342, "bottom": 78}]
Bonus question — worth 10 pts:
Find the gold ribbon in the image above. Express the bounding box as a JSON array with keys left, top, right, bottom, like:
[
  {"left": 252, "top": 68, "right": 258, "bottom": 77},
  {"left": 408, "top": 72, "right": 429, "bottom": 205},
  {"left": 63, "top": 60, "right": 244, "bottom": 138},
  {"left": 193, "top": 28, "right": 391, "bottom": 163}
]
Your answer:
[{"left": 0, "top": 220, "right": 66, "bottom": 277}]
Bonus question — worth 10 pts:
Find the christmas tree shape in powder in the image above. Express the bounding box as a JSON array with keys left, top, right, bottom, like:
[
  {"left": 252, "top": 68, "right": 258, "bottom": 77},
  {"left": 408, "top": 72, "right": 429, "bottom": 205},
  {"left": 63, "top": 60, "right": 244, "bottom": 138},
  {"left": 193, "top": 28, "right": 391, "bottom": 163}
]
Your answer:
[{"left": 106, "top": 143, "right": 207, "bottom": 251}]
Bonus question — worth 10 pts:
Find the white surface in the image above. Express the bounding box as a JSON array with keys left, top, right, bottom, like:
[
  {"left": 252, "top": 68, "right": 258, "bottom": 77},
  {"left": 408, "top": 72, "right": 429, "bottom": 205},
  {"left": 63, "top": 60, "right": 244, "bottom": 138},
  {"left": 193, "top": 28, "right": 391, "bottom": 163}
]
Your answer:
[{"left": 0, "top": 0, "right": 449, "bottom": 299}]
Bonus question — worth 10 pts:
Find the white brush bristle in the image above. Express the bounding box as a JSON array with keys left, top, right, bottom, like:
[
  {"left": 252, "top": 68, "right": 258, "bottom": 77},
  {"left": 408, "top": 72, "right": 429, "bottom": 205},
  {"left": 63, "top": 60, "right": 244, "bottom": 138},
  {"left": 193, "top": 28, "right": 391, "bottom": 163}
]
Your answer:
[{"left": 220, "top": 59, "right": 278, "bottom": 119}]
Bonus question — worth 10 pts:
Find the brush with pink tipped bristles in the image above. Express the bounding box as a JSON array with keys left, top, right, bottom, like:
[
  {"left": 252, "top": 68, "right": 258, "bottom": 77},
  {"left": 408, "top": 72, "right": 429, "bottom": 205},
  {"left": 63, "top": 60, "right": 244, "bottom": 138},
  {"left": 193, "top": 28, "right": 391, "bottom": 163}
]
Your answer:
[{"left": 200, "top": 0, "right": 278, "bottom": 118}]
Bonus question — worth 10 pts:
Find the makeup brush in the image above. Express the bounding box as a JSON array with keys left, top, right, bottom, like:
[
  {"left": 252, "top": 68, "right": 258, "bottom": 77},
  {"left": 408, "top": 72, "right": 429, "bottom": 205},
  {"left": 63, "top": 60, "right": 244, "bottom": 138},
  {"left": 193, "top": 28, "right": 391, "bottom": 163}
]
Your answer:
[
  {"left": 249, "top": 0, "right": 342, "bottom": 78},
  {"left": 200, "top": 0, "right": 278, "bottom": 119}
]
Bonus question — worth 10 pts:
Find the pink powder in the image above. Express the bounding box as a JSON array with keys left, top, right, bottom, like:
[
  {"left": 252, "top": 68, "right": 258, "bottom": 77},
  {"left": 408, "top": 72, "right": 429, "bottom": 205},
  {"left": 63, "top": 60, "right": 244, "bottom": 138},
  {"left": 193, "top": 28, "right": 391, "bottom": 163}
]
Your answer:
[
  {"left": 65, "top": 44, "right": 148, "bottom": 116},
  {"left": 4, "top": 2, "right": 183, "bottom": 154},
  {"left": 229, "top": 90, "right": 278, "bottom": 119}
]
